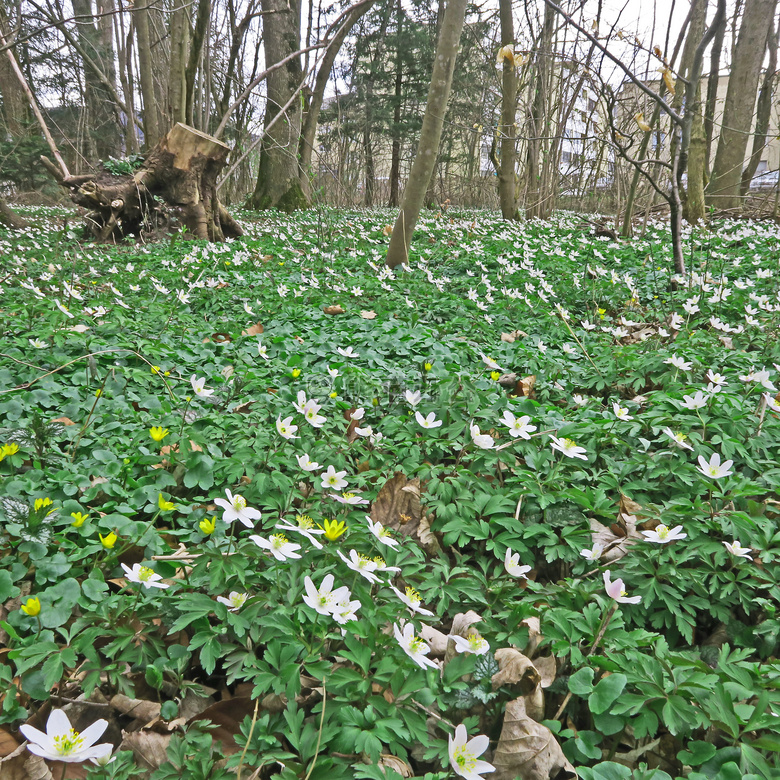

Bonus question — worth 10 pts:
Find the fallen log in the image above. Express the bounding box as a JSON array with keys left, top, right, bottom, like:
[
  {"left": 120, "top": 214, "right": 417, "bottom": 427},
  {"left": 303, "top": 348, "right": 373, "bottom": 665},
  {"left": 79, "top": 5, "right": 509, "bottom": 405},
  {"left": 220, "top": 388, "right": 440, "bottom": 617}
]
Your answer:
[{"left": 42, "top": 123, "right": 243, "bottom": 242}]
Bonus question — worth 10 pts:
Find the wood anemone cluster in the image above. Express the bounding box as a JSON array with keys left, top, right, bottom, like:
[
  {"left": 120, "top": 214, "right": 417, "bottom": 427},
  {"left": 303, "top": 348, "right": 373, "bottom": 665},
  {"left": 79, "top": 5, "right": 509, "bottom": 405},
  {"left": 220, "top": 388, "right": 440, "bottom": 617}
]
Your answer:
[{"left": 42, "top": 123, "right": 243, "bottom": 242}]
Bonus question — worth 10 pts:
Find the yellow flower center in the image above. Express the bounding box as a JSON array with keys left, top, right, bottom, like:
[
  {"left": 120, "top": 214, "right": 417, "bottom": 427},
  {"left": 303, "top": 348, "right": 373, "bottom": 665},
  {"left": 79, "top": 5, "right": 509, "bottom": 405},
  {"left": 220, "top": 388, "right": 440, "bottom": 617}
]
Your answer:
[
  {"left": 138, "top": 566, "right": 155, "bottom": 582},
  {"left": 409, "top": 636, "right": 425, "bottom": 653},
  {"left": 656, "top": 525, "right": 670, "bottom": 539},
  {"left": 296, "top": 514, "right": 314, "bottom": 529},
  {"left": 52, "top": 729, "right": 84, "bottom": 756},
  {"left": 405, "top": 586, "right": 420, "bottom": 605},
  {"left": 674, "top": 432, "right": 687, "bottom": 442},
  {"left": 342, "top": 492, "right": 355, "bottom": 499},
  {"left": 453, "top": 745, "right": 477, "bottom": 772},
  {"left": 232, "top": 494, "right": 247, "bottom": 510},
  {"left": 563, "top": 438, "right": 577, "bottom": 448},
  {"left": 373, "top": 556, "right": 386, "bottom": 567},
  {"left": 271, "top": 533, "right": 288, "bottom": 548},
  {"left": 468, "top": 634, "right": 485, "bottom": 651}
]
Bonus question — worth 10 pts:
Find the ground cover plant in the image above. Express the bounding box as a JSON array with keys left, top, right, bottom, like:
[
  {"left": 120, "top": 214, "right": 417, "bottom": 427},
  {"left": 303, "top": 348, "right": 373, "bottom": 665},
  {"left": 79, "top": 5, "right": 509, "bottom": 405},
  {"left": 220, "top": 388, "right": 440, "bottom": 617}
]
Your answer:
[{"left": 0, "top": 206, "right": 779, "bottom": 780}]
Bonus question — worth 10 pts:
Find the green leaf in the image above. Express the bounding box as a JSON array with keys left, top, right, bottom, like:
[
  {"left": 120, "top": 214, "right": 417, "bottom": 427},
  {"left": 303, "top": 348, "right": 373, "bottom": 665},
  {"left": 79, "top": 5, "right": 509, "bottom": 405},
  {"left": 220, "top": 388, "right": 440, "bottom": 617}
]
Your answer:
[
  {"left": 0, "top": 570, "right": 20, "bottom": 602},
  {"left": 678, "top": 741, "right": 717, "bottom": 766},
  {"left": 568, "top": 666, "right": 595, "bottom": 695},
  {"left": 588, "top": 673, "right": 627, "bottom": 715}
]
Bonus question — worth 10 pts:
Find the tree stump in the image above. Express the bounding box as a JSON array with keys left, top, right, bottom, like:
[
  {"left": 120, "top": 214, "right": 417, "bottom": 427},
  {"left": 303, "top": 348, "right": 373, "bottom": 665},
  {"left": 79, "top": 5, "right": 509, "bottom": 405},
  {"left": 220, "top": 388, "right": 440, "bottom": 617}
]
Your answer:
[{"left": 43, "top": 123, "right": 243, "bottom": 242}]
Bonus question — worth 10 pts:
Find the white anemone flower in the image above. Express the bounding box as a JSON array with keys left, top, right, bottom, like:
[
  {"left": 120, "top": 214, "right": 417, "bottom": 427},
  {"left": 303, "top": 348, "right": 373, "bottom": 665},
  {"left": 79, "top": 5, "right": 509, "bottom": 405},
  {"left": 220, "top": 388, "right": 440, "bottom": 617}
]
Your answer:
[
  {"left": 330, "top": 492, "right": 369, "bottom": 505},
  {"left": 391, "top": 584, "right": 434, "bottom": 616},
  {"left": 504, "top": 549, "right": 531, "bottom": 578},
  {"left": 549, "top": 435, "right": 588, "bottom": 460},
  {"left": 296, "top": 453, "right": 321, "bottom": 472},
  {"left": 470, "top": 423, "right": 494, "bottom": 449},
  {"left": 662, "top": 428, "right": 693, "bottom": 451},
  {"left": 479, "top": 353, "right": 503, "bottom": 371},
  {"left": 415, "top": 411, "right": 442, "bottom": 429},
  {"left": 448, "top": 724, "right": 495, "bottom": 780},
  {"left": 404, "top": 390, "right": 422, "bottom": 406},
  {"left": 216, "top": 591, "right": 248, "bottom": 611},
  {"left": 20, "top": 709, "right": 113, "bottom": 764},
  {"left": 612, "top": 402, "right": 633, "bottom": 421},
  {"left": 276, "top": 415, "right": 299, "bottom": 440},
  {"left": 249, "top": 533, "right": 302, "bottom": 561},
  {"left": 303, "top": 400, "right": 327, "bottom": 427},
  {"left": 321, "top": 465, "right": 348, "bottom": 490},
  {"left": 603, "top": 570, "right": 641, "bottom": 604},
  {"left": 120, "top": 563, "right": 169, "bottom": 589},
  {"left": 293, "top": 390, "right": 308, "bottom": 414},
  {"left": 303, "top": 574, "right": 350, "bottom": 616},
  {"left": 366, "top": 516, "right": 399, "bottom": 548},
  {"left": 697, "top": 452, "right": 734, "bottom": 479},
  {"left": 681, "top": 391, "right": 708, "bottom": 410},
  {"left": 448, "top": 633, "right": 490, "bottom": 655},
  {"left": 641, "top": 524, "right": 687, "bottom": 544},
  {"left": 276, "top": 514, "right": 325, "bottom": 549},
  {"left": 190, "top": 375, "right": 214, "bottom": 398},
  {"left": 393, "top": 622, "right": 438, "bottom": 670},
  {"left": 500, "top": 411, "right": 536, "bottom": 439},
  {"left": 257, "top": 342, "right": 270, "bottom": 360},
  {"left": 213, "top": 489, "right": 262, "bottom": 527},
  {"left": 337, "top": 549, "right": 382, "bottom": 583},
  {"left": 664, "top": 354, "right": 692, "bottom": 371},
  {"left": 580, "top": 544, "right": 604, "bottom": 561},
  {"left": 763, "top": 393, "right": 780, "bottom": 412},
  {"left": 723, "top": 540, "right": 752, "bottom": 560},
  {"left": 336, "top": 346, "right": 359, "bottom": 358}
]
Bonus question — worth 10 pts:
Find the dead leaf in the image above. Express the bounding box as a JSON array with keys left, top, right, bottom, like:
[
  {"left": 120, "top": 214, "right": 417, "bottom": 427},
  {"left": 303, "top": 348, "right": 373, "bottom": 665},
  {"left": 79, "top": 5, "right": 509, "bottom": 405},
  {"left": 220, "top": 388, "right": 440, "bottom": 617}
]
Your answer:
[
  {"left": 0, "top": 743, "right": 53, "bottom": 780},
  {"left": 501, "top": 330, "right": 528, "bottom": 343},
  {"left": 360, "top": 310, "right": 377, "bottom": 319},
  {"left": 619, "top": 493, "right": 643, "bottom": 518},
  {"left": 492, "top": 649, "right": 541, "bottom": 695},
  {"left": 221, "top": 365, "right": 234, "bottom": 381},
  {"left": 420, "top": 624, "right": 449, "bottom": 656},
  {"left": 209, "top": 333, "right": 232, "bottom": 344},
  {"left": 323, "top": 305, "right": 345, "bottom": 315},
  {"left": 416, "top": 514, "right": 441, "bottom": 555},
  {"left": 382, "top": 224, "right": 393, "bottom": 236},
  {"left": 186, "top": 697, "right": 255, "bottom": 755},
  {"left": 109, "top": 694, "right": 161, "bottom": 723},
  {"left": 241, "top": 321, "right": 264, "bottom": 337},
  {"left": 119, "top": 731, "right": 170, "bottom": 771},
  {"left": 232, "top": 401, "right": 255, "bottom": 414},
  {"left": 719, "top": 335, "right": 734, "bottom": 349},
  {"left": 516, "top": 375, "right": 536, "bottom": 398},
  {"left": 492, "top": 697, "right": 577, "bottom": 780},
  {"left": 0, "top": 728, "right": 20, "bottom": 758},
  {"left": 521, "top": 617, "right": 542, "bottom": 658},
  {"left": 370, "top": 473, "right": 422, "bottom": 541},
  {"left": 379, "top": 754, "right": 412, "bottom": 777},
  {"left": 532, "top": 656, "right": 556, "bottom": 689},
  {"left": 50, "top": 417, "right": 75, "bottom": 426},
  {"left": 590, "top": 514, "right": 642, "bottom": 563}
]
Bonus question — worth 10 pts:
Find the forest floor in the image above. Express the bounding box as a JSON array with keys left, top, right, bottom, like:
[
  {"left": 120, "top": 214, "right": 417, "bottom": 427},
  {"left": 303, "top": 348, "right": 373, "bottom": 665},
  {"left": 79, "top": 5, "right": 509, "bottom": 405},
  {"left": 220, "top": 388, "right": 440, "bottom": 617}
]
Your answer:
[{"left": 1, "top": 206, "right": 779, "bottom": 780}]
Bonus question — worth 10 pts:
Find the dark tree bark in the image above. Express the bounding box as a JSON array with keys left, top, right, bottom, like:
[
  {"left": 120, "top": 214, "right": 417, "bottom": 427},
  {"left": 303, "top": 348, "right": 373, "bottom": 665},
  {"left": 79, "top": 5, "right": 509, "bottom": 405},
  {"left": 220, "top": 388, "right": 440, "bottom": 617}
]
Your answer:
[
  {"left": 185, "top": 0, "right": 212, "bottom": 127},
  {"left": 704, "top": 11, "right": 726, "bottom": 165},
  {"left": 385, "top": 0, "right": 468, "bottom": 268},
  {"left": 0, "top": 196, "right": 29, "bottom": 229},
  {"left": 45, "top": 124, "right": 242, "bottom": 242},
  {"left": 388, "top": 0, "right": 404, "bottom": 207},
  {"left": 740, "top": 21, "right": 779, "bottom": 195},
  {"left": 497, "top": 0, "right": 518, "bottom": 220},
  {"left": 248, "top": 0, "right": 309, "bottom": 212},
  {"left": 707, "top": 0, "right": 778, "bottom": 211}
]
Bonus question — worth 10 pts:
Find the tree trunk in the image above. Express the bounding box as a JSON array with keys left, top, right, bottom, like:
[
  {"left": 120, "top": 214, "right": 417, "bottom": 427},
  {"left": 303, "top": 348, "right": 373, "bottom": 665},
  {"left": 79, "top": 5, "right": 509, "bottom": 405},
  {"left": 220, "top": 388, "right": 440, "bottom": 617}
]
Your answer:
[
  {"left": 46, "top": 124, "right": 242, "bottom": 242},
  {"left": 70, "top": 0, "right": 121, "bottom": 160},
  {"left": 0, "top": 196, "right": 28, "bottom": 229},
  {"left": 497, "top": 0, "right": 518, "bottom": 220},
  {"left": 168, "top": 4, "right": 190, "bottom": 126},
  {"left": 248, "top": 0, "right": 309, "bottom": 212},
  {"left": 704, "top": 12, "right": 726, "bottom": 165},
  {"left": 388, "top": 0, "right": 404, "bottom": 207},
  {"left": 299, "top": 0, "right": 375, "bottom": 200},
  {"left": 385, "top": 0, "right": 468, "bottom": 268},
  {"left": 135, "top": 1, "right": 162, "bottom": 148},
  {"left": 740, "top": 21, "right": 779, "bottom": 194},
  {"left": 185, "top": 0, "right": 212, "bottom": 127},
  {"left": 0, "top": 5, "right": 30, "bottom": 136},
  {"left": 707, "top": 0, "right": 778, "bottom": 211},
  {"left": 524, "top": 2, "right": 555, "bottom": 219}
]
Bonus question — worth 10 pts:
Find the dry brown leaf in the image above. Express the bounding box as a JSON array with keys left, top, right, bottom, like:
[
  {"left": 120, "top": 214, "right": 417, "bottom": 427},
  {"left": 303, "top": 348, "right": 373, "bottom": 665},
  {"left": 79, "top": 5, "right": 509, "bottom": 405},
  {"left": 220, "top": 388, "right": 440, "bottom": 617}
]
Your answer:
[
  {"left": 323, "top": 305, "right": 345, "bottom": 315},
  {"left": 532, "top": 656, "right": 556, "bottom": 688},
  {"left": 0, "top": 728, "right": 20, "bottom": 758},
  {"left": 492, "top": 649, "right": 541, "bottom": 695},
  {"left": 109, "top": 694, "right": 161, "bottom": 722},
  {"left": 493, "top": 697, "right": 577, "bottom": 780},
  {"left": 661, "top": 67, "right": 676, "bottom": 95},
  {"left": 50, "top": 417, "right": 75, "bottom": 426},
  {"left": 241, "top": 321, "right": 264, "bottom": 337},
  {"left": 416, "top": 514, "right": 441, "bottom": 555},
  {"left": 119, "top": 730, "right": 170, "bottom": 771},
  {"left": 501, "top": 330, "right": 528, "bottom": 343},
  {"left": 516, "top": 375, "right": 536, "bottom": 398},
  {"left": 210, "top": 332, "right": 232, "bottom": 343},
  {"left": 370, "top": 473, "right": 422, "bottom": 541},
  {"left": 360, "top": 310, "right": 377, "bottom": 319},
  {"left": 232, "top": 401, "right": 254, "bottom": 414},
  {"left": 590, "top": 515, "right": 642, "bottom": 563},
  {"left": 521, "top": 617, "right": 542, "bottom": 658},
  {"left": 619, "top": 493, "right": 643, "bottom": 518},
  {"left": 420, "top": 624, "right": 449, "bottom": 656},
  {"left": 186, "top": 697, "right": 255, "bottom": 755},
  {"left": 382, "top": 224, "right": 393, "bottom": 236},
  {"left": 0, "top": 744, "right": 53, "bottom": 780},
  {"left": 379, "top": 754, "right": 413, "bottom": 777}
]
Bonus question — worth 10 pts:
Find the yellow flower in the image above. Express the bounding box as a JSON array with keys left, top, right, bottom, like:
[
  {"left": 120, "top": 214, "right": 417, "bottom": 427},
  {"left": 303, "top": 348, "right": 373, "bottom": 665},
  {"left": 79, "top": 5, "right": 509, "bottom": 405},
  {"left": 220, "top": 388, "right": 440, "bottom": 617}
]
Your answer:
[
  {"left": 372, "top": 397, "right": 379, "bottom": 406},
  {"left": 21, "top": 597, "right": 41, "bottom": 617},
  {"left": 95, "top": 389, "right": 102, "bottom": 397},
  {"left": 199, "top": 516, "right": 216, "bottom": 535},
  {"left": 490, "top": 370, "right": 501, "bottom": 381},
  {"left": 320, "top": 518, "right": 347, "bottom": 541},
  {"left": 1, "top": 442, "right": 19, "bottom": 460},
  {"left": 151, "top": 365, "right": 161, "bottom": 375},
  {"left": 329, "top": 391, "right": 338, "bottom": 399},
  {"left": 34, "top": 497, "right": 54, "bottom": 514},
  {"left": 598, "top": 308, "right": 606, "bottom": 320},
  {"left": 70, "top": 512, "right": 88, "bottom": 527},
  {"left": 100, "top": 532, "right": 118, "bottom": 549},
  {"left": 150, "top": 426, "right": 170, "bottom": 442},
  {"left": 423, "top": 362, "right": 433, "bottom": 372},
  {"left": 291, "top": 368, "right": 302, "bottom": 378},
  {"left": 158, "top": 493, "right": 175, "bottom": 512}
]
